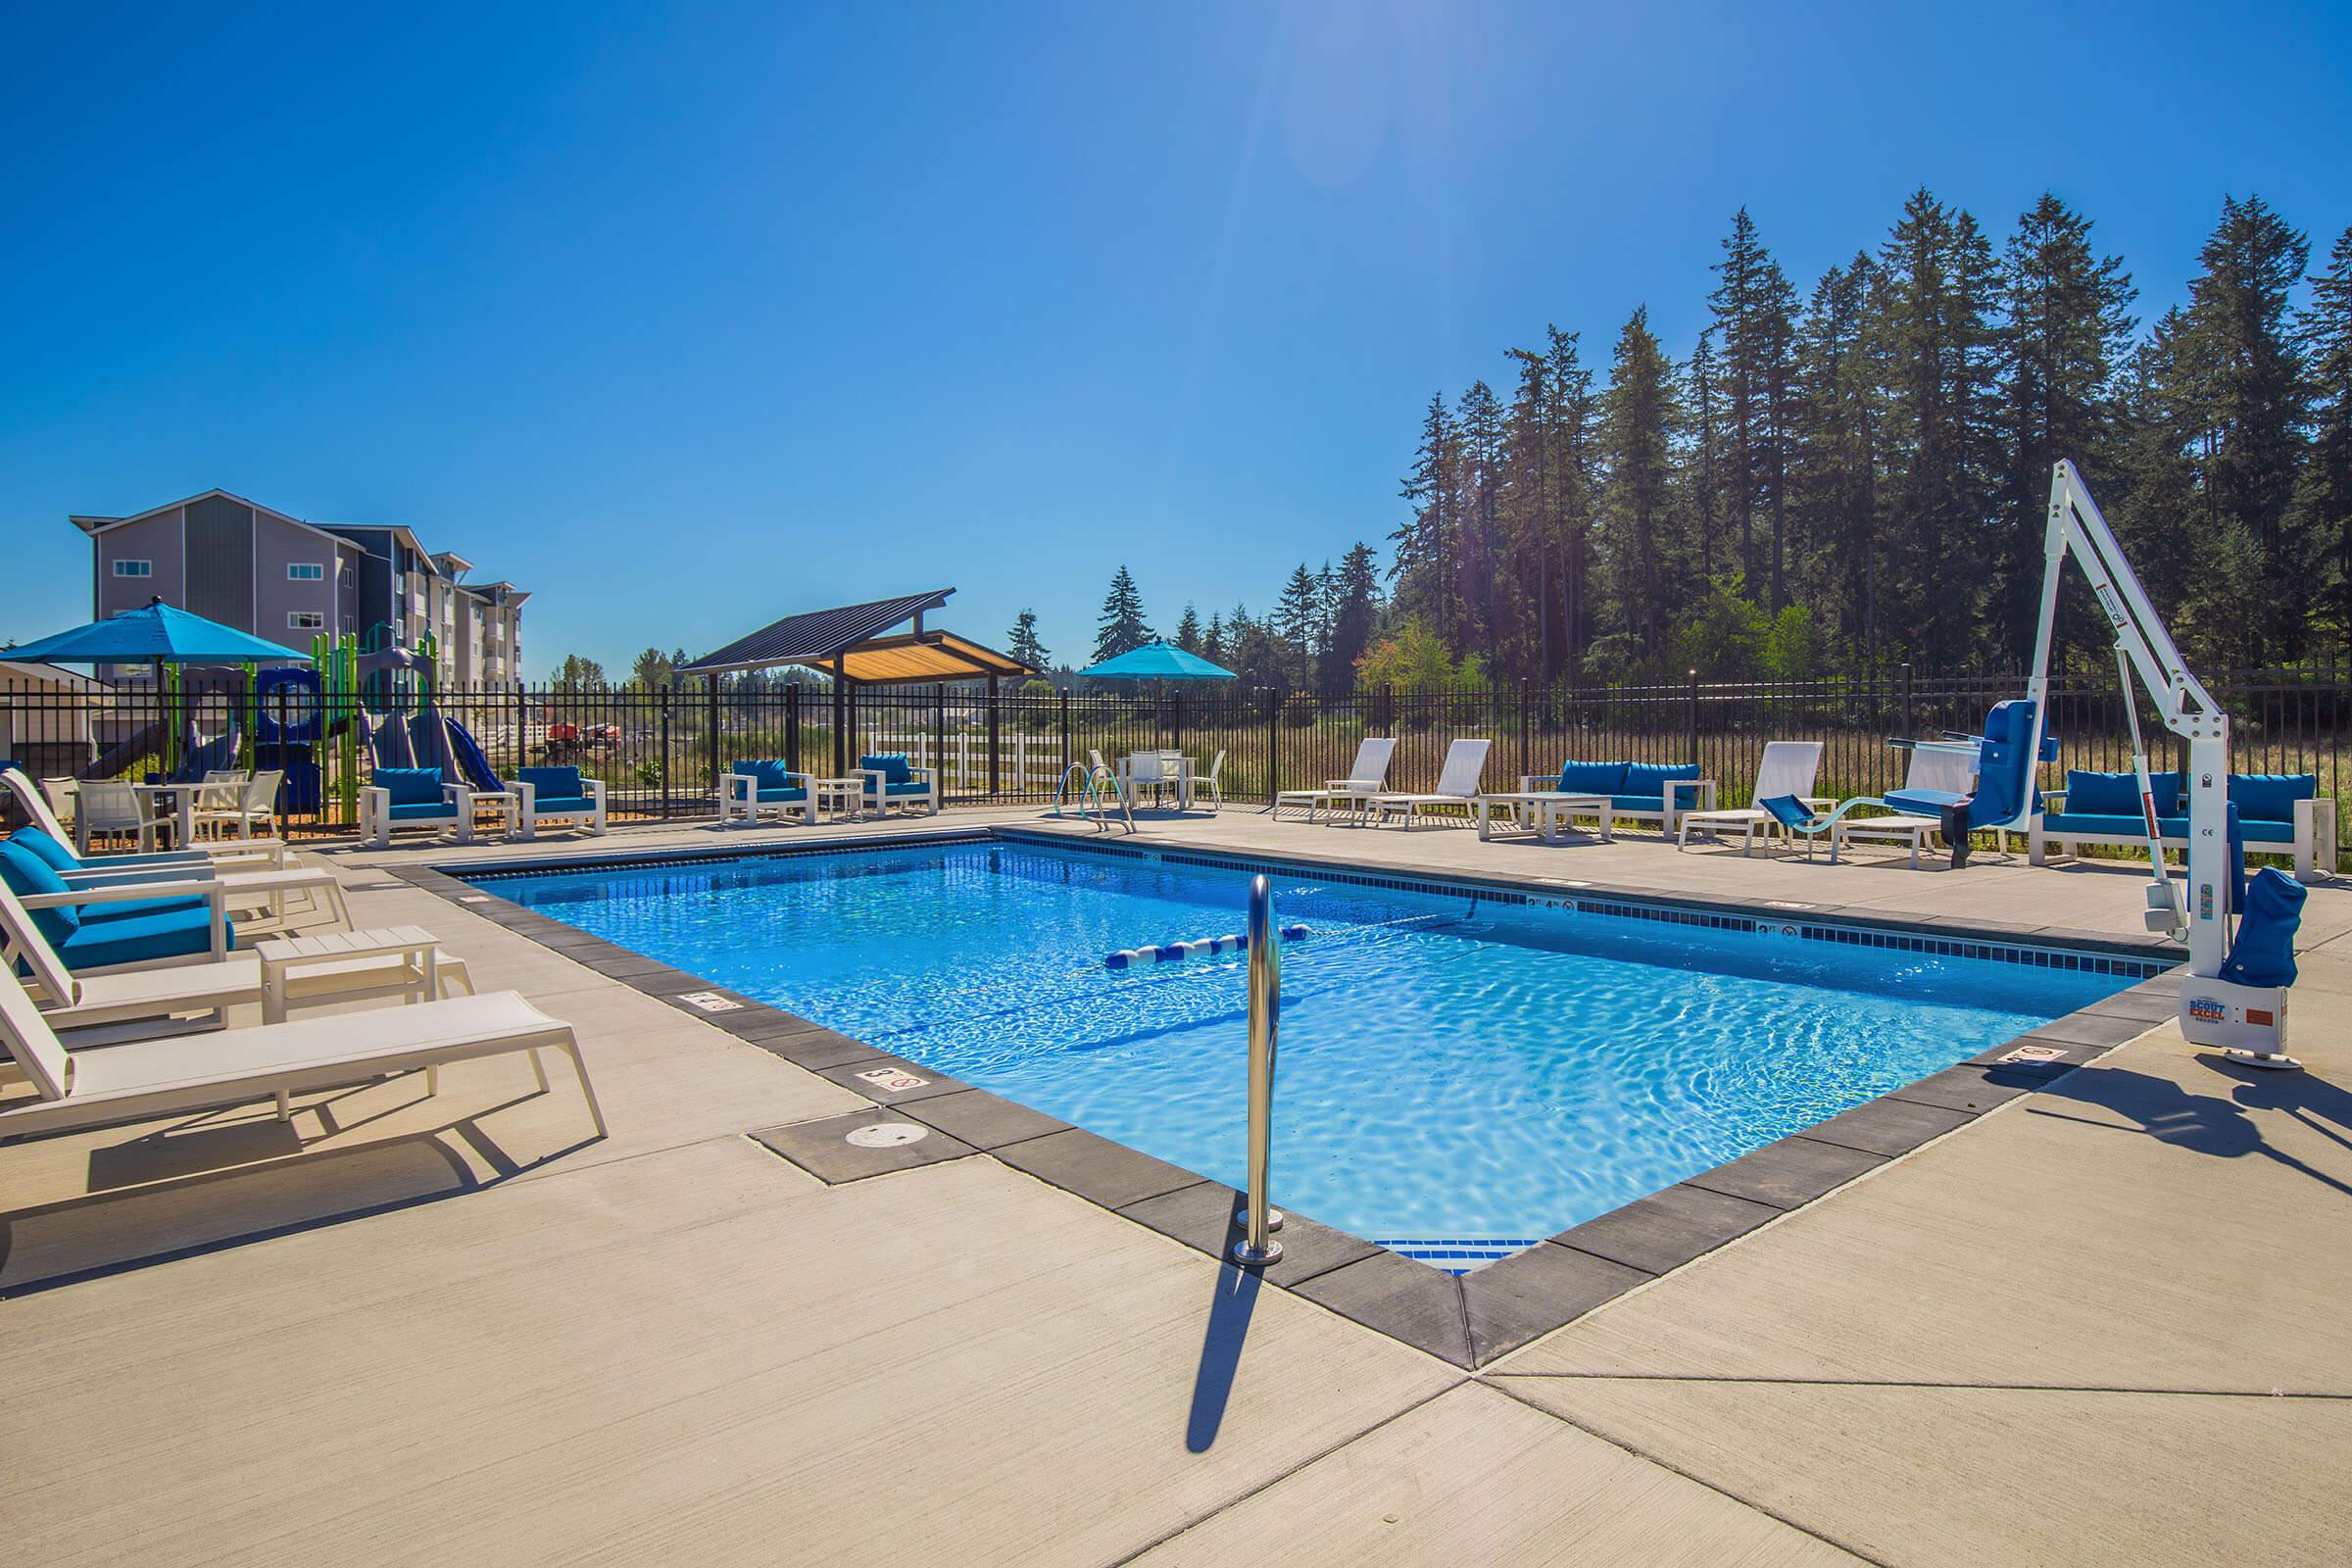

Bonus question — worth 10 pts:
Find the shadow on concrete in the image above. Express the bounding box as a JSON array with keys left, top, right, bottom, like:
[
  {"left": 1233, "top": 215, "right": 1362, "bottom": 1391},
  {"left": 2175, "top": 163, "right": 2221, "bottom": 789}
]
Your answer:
[
  {"left": 1186, "top": 1225, "right": 1265, "bottom": 1451},
  {"left": 2027, "top": 1060, "right": 2352, "bottom": 1200}
]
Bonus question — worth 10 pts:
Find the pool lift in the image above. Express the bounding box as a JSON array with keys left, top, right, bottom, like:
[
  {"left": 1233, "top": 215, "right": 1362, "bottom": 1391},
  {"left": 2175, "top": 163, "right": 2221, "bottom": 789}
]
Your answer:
[{"left": 1900, "top": 461, "right": 2305, "bottom": 1068}]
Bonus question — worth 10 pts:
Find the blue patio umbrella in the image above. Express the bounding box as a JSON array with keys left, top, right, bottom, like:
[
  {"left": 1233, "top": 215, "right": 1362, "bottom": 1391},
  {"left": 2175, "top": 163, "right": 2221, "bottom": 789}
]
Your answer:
[
  {"left": 1076, "top": 641, "right": 1238, "bottom": 680},
  {"left": 8, "top": 599, "right": 310, "bottom": 774},
  {"left": 7, "top": 599, "right": 310, "bottom": 666}
]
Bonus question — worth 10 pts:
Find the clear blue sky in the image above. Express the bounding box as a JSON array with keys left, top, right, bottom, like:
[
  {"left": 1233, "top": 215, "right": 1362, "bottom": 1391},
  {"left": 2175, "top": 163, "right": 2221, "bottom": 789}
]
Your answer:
[{"left": 5, "top": 2, "right": 2348, "bottom": 674}]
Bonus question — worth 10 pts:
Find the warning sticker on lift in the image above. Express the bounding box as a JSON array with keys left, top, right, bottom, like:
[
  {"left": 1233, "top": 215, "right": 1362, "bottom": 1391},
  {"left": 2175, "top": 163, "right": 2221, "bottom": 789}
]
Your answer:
[
  {"left": 678, "top": 991, "right": 744, "bottom": 1013},
  {"left": 857, "top": 1066, "right": 930, "bottom": 1093}
]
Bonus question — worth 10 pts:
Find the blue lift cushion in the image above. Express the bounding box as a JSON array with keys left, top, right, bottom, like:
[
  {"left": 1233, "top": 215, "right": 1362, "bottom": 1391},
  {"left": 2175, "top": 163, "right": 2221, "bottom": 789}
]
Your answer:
[{"left": 2219, "top": 865, "right": 2306, "bottom": 989}]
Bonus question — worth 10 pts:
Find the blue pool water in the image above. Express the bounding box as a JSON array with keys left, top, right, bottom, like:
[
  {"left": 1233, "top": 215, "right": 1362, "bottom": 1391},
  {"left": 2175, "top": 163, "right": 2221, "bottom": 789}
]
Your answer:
[{"left": 481, "top": 840, "right": 2134, "bottom": 1255}]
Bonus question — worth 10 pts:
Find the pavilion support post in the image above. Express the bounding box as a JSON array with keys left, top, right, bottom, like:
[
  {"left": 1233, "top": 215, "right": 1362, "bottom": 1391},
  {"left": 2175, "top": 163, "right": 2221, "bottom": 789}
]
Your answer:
[
  {"left": 786, "top": 682, "right": 801, "bottom": 773},
  {"left": 832, "top": 658, "right": 848, "bottom": 774},
  {"left": 986, "top": 675, "right": 1002, "bottom": 799}
]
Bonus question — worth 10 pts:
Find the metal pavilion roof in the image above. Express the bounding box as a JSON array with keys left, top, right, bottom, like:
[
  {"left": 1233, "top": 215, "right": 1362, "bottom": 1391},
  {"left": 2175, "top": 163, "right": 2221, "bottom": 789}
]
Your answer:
[{"left": 679, "top": 588, "right": 1033, "bottom": 683}]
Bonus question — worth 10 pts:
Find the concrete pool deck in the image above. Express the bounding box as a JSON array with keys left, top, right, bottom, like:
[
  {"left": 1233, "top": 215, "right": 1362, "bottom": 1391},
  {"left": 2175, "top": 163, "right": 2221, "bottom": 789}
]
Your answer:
[{"left": 3, "top": 806, "right": 2347, "bottom": 1564}]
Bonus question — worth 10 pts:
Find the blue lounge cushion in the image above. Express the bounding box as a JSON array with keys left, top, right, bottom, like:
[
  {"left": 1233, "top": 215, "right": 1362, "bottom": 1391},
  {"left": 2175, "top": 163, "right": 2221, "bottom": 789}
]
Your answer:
[
  {"left": 374, "top": 767, "right": 445, "bottom": 808},
  {"left": 1553, "top": 760, "right": 1625, "bottom": 795},
  {"left": 2063, "top": 770, "right": 2179, "bottom": 818},
  {"left": 387, "top": 800, "right": 460, "bottom": 822},
  {"left": 54, "top": 904, "right": 229, "bottom": 970},
  {"left": 515, "top": 765, "right": 584, "bottom": 801},
  {"left": 731, "top": 760, "right": 800, "bottom": 795},
  {"left": 2229, "top": 772, "right": 2315, "bottom": 825},
  {"left": 0, "top": 837, "right": 81, "bottom": 947},
  {"left": 1620, "top": 762, "right": 1701, "bottom": 804},
  {"left": 9, "top": 825, "right": 82, "bottom": 875},
  {"left": 859, "top": 754, "right": 915, "bottom": 786},
  {"left": 755, "top": 787, "right": 807, "bottom": 804},
  {"left": 529, "top": 797, "right": 597, "bottom": 814},
  {"left": 880, "top": 780, "right": 930, "bottom": 797}
]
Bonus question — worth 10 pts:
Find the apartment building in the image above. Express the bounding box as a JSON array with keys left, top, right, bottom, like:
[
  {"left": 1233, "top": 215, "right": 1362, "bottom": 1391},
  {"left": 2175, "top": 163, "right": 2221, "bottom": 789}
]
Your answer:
[{"left": 73, "top": 488, "right": 527, "bottom": 687}]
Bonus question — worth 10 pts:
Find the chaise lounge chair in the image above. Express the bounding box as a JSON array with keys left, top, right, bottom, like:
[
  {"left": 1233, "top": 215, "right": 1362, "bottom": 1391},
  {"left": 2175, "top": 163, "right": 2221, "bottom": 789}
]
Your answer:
[
  {"left": 1369, "top": 740, "right": 1492, "bottom": 829},
  {"left": 3, "top": 765, "right": 293, "bottom": 871},
  {"left": 6, "top": 824, "right": 352, "bottom": 937},
  {"left": 1676, "top": 742, "right": 1829, "bottom": 856},
  {"left": 0, "top": 881, "right": 470, "bottom": 1035},
  {"left": 0, "top": 965, "right": 603, "bottom": 1141},
  {"left": 1273, "top": 738, "right": 1396, "bottom": 822}
]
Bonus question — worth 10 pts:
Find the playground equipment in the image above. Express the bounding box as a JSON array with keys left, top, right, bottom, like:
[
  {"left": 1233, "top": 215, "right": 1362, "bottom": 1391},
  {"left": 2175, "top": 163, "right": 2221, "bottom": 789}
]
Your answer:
[{"left": 1885, "top": 461, "right": 2304, "bottom": 1067}]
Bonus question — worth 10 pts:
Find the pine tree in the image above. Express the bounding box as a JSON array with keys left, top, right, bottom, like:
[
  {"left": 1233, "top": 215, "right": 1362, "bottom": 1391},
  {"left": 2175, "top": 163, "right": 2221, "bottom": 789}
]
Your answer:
[
  {"left": 1006, "top": 609, "right": 1049, "bottom": 670},
  {"left": 1874, "top": 188, "right": 2005, "bottom": 667},
  {"left": 1093, "top": 567, "right": 1153, "bottom": 663},
  {"left": 1591, "top": 307, "right": 1682, "bottom": 670},
  {"left": 1996, "top": 196, "right": 2138, "bottom": 663},
  {"left": 1456, "top": 380, "right": 1506, "bottom": 657},
  {"left": 1788, "top": 254, "right": 1886, "bottom": 662},
  {"left": 1545, "top": 326, "right": 1598, "bottom": 674},
  {"left": 1709, "top": 209, "right": 1799, "bottom": 608},
  {"left": 1325, "top": 542, "right": 1382, "bottom": 684},
  {"left": 2186, "top": 195, "right": 2314, "bottom": 660},
  {"left": 1172, "top": 603, "right": 1202, "bottom": 654},
  {"left": 1392, "top": 394, "right": 1460, "bottom": 644},
  {"left": 1275, "top": 564, "right": 1324, "bottom": 679},
  {"left": 2298, "top": 224, "right": 2352, "bottom": 654},
  {"left": 1201, "top": 612, "right": 1225, "bottom": 665}
]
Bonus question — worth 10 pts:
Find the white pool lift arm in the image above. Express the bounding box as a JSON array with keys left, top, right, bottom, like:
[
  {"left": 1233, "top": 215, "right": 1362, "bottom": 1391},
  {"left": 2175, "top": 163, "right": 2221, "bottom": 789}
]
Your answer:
[
  {"left": 2023, "top": 460, "right": 2229, "bottom": 965},
  {"left": 2022, "top": 462, "right": 2299, "bottom": 1064}
]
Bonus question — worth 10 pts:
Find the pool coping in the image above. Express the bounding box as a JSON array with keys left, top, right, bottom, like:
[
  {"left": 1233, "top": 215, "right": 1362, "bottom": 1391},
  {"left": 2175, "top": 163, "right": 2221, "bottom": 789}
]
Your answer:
[{"left": 396, "top": 825, "right": 2184, "bottom": 1370}]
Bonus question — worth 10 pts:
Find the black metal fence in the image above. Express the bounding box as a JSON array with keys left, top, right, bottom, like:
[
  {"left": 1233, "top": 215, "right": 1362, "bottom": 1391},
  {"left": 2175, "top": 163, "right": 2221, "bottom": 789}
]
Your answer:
[{"left": 4, "top": 664, "right": 2348, "bottom": 865}]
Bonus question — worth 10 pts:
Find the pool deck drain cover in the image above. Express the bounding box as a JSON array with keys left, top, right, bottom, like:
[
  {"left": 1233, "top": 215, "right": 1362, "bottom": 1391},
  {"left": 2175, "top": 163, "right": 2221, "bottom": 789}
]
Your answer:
[{"left": 846, "top": 1122, "right": 930, "bottom": 1149}]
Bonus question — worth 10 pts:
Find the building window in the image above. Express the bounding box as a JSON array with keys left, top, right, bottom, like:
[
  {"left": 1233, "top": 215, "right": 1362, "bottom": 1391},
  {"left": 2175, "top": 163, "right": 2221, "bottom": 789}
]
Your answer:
[
  {"left": 113, "top": 559, "right": 153, "bottom": 578},
  {"left": 287, "top": 612, "right": 326, "bottom": 631},
  {"left": 287, "top": 563, "right": 325, "bottom": 581}
]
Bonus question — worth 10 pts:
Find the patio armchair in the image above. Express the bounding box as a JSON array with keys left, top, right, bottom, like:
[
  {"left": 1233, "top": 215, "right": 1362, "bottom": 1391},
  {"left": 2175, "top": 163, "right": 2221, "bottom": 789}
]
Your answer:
[
  {"left": 360, "top": 767, "right": 478, "bottom": 849},
  {"left": 513, "top": 765, "right": 609, "bottom": 839},
  {"left": 859, "top": 753, "right": 939, "bottom": 817},
  {"left": 720, "top": 760, "right": 814, "bottom": 827}
]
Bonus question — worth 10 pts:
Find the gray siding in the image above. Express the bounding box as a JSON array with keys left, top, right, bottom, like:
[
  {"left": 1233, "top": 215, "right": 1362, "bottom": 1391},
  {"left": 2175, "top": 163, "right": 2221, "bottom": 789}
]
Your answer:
[
  {"left": 183, "top": 494, "right": 256, "bottom": 631},
  {"left": 94, "top": 512, "right": 185, "bottom": 619}
]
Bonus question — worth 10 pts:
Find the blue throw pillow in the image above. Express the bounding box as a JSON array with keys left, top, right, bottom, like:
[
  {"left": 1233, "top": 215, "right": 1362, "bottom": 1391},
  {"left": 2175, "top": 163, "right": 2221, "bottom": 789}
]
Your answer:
[
  {"left": 2064, "top": 771, "right": 2138, "bottom": 817},
  {"left": 1622, "top": 761, "right": 1700, "bottom": 801},
  {"left": 516, "top": 765, "right": 583, "bottom": 800},
  {"left": 9, "top": 825, "right": 81, "bottom": 874},
  {"left": 1554, "top": 760, "right": 1625, "bottom": 795},
  {"left": 2230, "top": 772, "right": 2316, "bottom": 825},
  {"left": 374, "top": 767, "right": 445, "bottom": 808}
]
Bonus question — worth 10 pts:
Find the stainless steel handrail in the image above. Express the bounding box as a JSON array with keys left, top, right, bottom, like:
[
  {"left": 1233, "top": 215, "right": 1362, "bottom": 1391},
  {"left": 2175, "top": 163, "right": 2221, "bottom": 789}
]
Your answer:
[{"left": 1232, "top": 873, "right": 1285, "bottom": 1266}]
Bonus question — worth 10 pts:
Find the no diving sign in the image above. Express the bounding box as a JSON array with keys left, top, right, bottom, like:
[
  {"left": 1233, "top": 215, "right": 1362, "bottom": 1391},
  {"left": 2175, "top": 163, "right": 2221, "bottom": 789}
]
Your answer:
[{"left": 856, "top": 1066, "right": 930, "bottom": 1093}]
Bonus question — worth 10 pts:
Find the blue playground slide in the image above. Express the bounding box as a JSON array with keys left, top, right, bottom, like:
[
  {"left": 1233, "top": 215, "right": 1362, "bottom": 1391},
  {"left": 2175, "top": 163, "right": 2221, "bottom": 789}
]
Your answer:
[{"left": 441, "top": 714, "right": 506, "bottom": 793}]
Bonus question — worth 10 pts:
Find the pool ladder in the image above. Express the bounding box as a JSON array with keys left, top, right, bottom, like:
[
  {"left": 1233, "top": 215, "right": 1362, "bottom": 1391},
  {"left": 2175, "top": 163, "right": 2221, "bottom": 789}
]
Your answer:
[
  {"left": 1052, "top": 760, "right": 1135, "bottom": 834},
  {"left": 1233, "top": 874, "right": 1285, "bottom": 1266}
]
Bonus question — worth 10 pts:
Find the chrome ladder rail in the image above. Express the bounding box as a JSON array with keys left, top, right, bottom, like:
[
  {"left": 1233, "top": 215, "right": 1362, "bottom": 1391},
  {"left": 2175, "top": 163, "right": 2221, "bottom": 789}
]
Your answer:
[
  {"left": 1233, "top": 873, "right": 1285, "bottom": 1265},
  {"left": 1051, "top": 760, "right": 1135, "bottom": 834}
]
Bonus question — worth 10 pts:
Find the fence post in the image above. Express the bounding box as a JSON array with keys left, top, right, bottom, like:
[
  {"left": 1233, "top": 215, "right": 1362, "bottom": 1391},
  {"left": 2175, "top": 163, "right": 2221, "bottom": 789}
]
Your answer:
[
  {"left": 1060, "top": 688, "right": 1071, "bottom": 773},
  {"left": 660, "top": 681, "right": 673, "bottom": 818},
  {"left": 514, "top": 684, "right": 525, "bottom": 778},
  {"left": 1266, "top": 685, "right": 1281, "bottom": 803},
  {"left": 1519, "top": 680, "right": 1532, "bottom": 780},
  {"left": 706, "top": 675, "right": 719, "bottom": 808},
  {"left": 932, "top": 683, "right": 947, "bottom": 797},
  {"left": 783, "top": 682, "right": 799, "bottom": 774},
  {"left": 987, "top": 675, "right": 1002, "bottom": 799},
  {"left": 1685, "top": 668, "right": 1699, "bottom": 763},
  {"left": 1901, "top": 662, "right": 1915, "bottom": 740}
]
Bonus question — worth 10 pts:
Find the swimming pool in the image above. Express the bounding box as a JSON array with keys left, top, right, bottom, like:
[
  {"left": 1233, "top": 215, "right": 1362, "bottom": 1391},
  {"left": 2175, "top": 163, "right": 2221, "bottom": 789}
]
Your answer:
[{"left": 478, "top": 838, "right": 2139, "bottom": 1262}]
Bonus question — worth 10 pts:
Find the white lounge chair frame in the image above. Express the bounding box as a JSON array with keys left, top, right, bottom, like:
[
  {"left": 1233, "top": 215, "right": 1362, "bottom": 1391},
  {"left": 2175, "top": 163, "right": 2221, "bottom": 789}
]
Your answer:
[
  {"left": 0, "top": 969, "right": 603, "bottom": 1142},
  {"left": 719, "top": 767, "right": 816, "bottom": 828},
  {"left": 514, "top": 776, "right": 610, "bottom": 839},
  {"left": 5, "top": 768, "right": 294, "bottom": 872},
  {"left": 1273, "top": 738, "right": 1396, "bottom": 822},
  {"left": 1676, "top": 742, "right": 1831, "bottom": 857},
  {"left": 860, "top": 762, "right": 940, "bottom": 818},
  {"left": 1369, "top": 740, "right": 1492, "bottom": 829},
  {"left": 360, "top": 780, "right": 488, "bottom": 849}
]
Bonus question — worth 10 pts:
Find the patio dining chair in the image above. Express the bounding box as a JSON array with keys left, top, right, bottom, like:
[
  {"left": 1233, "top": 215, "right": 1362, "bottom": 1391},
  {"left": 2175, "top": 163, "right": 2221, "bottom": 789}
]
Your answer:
[{"left": 74, "top": 778, "right": 157, "bottom": 855}]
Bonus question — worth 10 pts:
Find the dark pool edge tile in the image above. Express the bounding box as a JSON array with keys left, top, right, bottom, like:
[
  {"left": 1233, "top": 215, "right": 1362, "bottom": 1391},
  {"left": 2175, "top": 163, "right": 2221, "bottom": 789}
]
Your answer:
[{"left": 392, "top": 833, "right": 2165, "bottom": 1375}]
